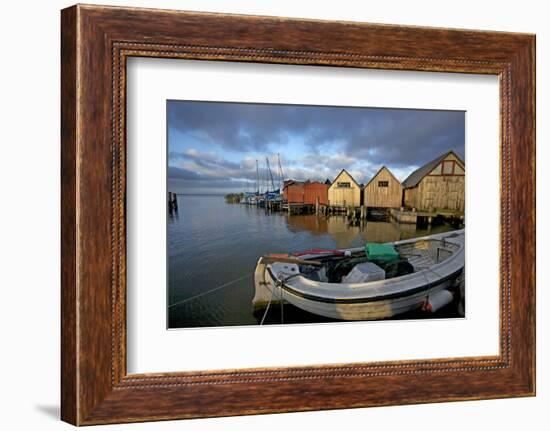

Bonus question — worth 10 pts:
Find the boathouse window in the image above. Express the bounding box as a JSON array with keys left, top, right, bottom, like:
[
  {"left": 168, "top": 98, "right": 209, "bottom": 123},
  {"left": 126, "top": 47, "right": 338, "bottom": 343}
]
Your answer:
[
  {"left": 442, "top": 160, "right": 455, "bottom": 175},
  {"left": 337, "top": 182, "right": 351, "bottom": 188},
  {"left": 378, "top": 181, "right": 389, "bottom": 187}
]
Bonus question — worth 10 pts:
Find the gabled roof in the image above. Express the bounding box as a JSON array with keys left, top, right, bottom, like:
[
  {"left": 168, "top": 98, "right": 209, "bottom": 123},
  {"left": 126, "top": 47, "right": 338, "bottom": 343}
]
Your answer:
[
  {"left": 402, "top": 150, "right": 465, "bottom": 188},
  {"left": 364, "top": 166, "right": 402, "bottom": 189},
  {"left": 329, "top": 169, "right": 361, "bottom": 189}
]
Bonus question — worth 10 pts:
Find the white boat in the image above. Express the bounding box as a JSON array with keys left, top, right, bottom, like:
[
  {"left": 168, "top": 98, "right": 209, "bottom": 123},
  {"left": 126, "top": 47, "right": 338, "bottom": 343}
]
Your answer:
[{"left": 253, "top": 229, "right": 464, "bottom": 320}]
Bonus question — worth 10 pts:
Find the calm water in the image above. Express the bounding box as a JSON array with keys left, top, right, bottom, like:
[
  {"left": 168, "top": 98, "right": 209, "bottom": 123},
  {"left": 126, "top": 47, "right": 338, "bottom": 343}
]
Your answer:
[{"left": 168, "top": 194, "right": 463, "bottom": 328}]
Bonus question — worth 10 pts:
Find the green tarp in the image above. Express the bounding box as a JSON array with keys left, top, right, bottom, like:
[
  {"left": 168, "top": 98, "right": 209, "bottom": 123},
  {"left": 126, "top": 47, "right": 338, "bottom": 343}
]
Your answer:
[{"left": 365, "top": 242, "right": 400, "bottom": 262}]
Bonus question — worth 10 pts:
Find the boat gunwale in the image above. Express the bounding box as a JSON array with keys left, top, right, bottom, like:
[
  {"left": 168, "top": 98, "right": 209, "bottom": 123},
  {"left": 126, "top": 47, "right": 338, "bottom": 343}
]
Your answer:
[
  {"left": 264, "top": 230, "right": 465, "bottom": 303},
  {"left": 266, "top": 265, "right": 463, "bottom": 304}
]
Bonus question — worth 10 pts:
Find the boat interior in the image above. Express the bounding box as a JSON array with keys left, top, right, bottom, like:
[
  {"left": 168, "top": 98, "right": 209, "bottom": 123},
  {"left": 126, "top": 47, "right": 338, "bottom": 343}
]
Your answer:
[
  {"left": 395, "top": 238, "right": 461, "bottom": 271},
  {"left": 296, "top": 235, "right": 462, "bottom": 284}
]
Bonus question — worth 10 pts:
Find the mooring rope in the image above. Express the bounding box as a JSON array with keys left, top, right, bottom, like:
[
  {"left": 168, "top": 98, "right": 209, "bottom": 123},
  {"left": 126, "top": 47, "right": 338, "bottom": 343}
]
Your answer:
[
  {"left": 275, "top": 272, "right": 304, "bottom": 323},
  {"left": 279, "top": 281, "right": 285, "bottom": 324},
  {"left": 168, "top": 273, "right": 252, "bottom": 309},
  {"left": 259, "top": 284, "right": 275, "bottom": 325},
  {"left": 259, "top": 271, "right": 302, "bottom": 325}
]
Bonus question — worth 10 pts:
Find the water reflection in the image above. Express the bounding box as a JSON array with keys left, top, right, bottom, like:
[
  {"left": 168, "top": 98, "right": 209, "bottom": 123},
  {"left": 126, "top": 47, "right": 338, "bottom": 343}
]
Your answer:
[
  {"left": 285, "top": 213, "right": 452, "bottom": 249},
  {"left": 168, "top": 195, "right": 462, "bottom": 329}
]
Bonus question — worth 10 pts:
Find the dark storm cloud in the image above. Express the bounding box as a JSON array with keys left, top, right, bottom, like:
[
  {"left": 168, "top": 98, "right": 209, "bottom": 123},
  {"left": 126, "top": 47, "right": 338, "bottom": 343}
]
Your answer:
[
  {"left": 169, "top": 166, "right": 253, "bottom": 194},
  {"left": 168, "top": 166, "right": 203, "bottom": 180},
  {"left": 344, "top": 110, "right": 465, "bottom": 166},
  {"left": 167, "top": 101, "right": 465, "bottom": 167},
  {"left": 167, "top": 101, "right": 465, "bottom": 193},
  {"left": 168, "top": 177, "right": 250, "bottom": 192},
  {"left": 170, "top": 149, "right": 241, "bottom": 171}
]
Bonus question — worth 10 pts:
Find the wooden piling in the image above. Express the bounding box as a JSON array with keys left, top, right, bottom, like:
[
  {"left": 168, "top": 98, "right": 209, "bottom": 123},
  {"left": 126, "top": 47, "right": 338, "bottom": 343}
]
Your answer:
[{"left": 168, "top": 192, "right": 178, "bottom": 213}]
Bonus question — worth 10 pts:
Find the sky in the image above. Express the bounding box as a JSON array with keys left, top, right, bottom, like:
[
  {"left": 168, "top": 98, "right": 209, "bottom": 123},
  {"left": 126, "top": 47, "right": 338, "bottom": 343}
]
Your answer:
[{"left": 167, "top": 101, "right": 465, "bottom": 194}]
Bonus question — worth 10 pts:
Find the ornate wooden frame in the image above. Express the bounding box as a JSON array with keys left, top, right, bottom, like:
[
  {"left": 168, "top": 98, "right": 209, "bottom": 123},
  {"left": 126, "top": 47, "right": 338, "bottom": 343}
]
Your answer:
[{"left": 61, "top": 4, "right": 535, "bottom": 425}]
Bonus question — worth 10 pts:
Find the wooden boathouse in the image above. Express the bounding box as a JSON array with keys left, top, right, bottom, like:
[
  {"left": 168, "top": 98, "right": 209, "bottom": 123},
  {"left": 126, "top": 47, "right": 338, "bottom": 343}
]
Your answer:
[
  {"left": 327, "top": 169, "right": 361, "bottom": 210},
  {"left": 282, "top": 180, "right": 304, "bottom": 204},
  {"left": 402, "top": 150, "right": 465, "bottom": 212},
  {"left": 282, "top": 180, "right": 329, "bottom": 213},
  {"left": 363, "top": 166, "right": 403, "bottom": 209}
]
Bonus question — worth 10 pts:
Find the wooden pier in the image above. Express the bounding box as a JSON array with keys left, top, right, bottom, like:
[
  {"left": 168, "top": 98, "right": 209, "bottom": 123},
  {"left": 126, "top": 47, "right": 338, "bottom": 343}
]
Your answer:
[
  {"left": 265, "top": 200, "right": 283, "bottom": 211},
  {"left": 324, "top": 205, "right": 367, "bottom": 221},
  {"left": 237, "top": 195, "right": 463, "bottom": 228},
  {"left": 281, "top": 203, "right": 316, "bottom": 215},
  {"left": 390, "top": 208, "right": 464, "bottom": 225},
  {"left": 278, "top": 202, "right": 370, "bottom": 221},
  {"left": 242, "top": 197, "right": 464, "bottom": 228}
]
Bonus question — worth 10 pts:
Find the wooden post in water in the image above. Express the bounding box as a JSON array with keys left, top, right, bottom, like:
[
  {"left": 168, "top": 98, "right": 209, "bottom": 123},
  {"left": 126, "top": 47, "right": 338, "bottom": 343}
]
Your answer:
[
  {"left": 168, "top": 192, "right": 178, "bottom": 214},
  {"left": 315, "top": 196, "right": 320, "bottom": 214},
  {"left": 168, "top": 192, "right": 173, "bottom": 214}
]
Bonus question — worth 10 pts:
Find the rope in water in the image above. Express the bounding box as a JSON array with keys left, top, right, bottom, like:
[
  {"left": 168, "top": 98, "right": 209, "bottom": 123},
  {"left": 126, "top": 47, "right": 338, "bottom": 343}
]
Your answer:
[{"left": 168, "top": 273, "right": 252, "bottom": 309}]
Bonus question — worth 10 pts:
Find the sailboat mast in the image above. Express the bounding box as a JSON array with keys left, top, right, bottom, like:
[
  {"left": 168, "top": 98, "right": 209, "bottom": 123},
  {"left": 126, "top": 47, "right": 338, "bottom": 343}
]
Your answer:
[
  {"left": 266, "top": 156, "right": 275, "bottom": 192},
  {"left": 277, "top": 153, "right": 285, "bottom": 190},
  {"left": 256, "top": 159, "right": 259, "bottom": 194}
]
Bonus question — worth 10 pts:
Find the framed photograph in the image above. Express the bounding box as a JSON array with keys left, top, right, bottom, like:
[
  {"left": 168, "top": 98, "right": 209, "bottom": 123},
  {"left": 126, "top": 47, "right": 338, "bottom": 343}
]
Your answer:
[
  {"left": 61, "top": 4, "right": 535, "bottom": 425},
  {"left": 165, "top": 101, "right": 467, "bottom": 330}
]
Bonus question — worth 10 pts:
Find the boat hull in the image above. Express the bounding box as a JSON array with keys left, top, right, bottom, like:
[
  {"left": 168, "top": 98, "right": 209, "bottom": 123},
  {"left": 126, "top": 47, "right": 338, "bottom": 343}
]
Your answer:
[
  {"left": 253, "top": 230, "right": 464, "bottom": 320},
  {"left": 272, "top": 273, "right": 457, "bottom": 320}
]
